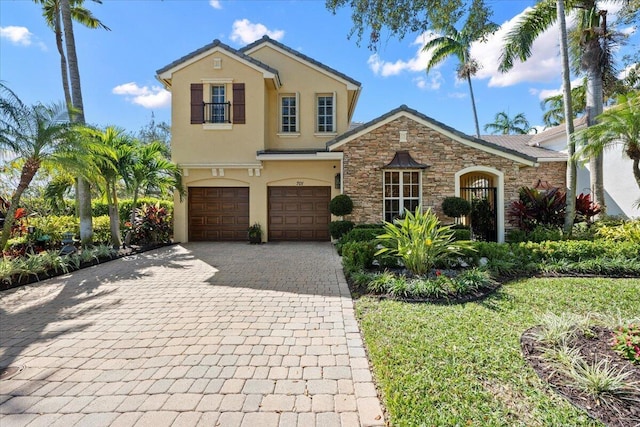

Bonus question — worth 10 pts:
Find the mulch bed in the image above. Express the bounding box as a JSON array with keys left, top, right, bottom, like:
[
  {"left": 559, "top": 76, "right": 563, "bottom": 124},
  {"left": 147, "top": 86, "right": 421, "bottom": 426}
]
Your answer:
[
  {"left": 521, "top": 326, "right": 640, "bottom": 427},
  {"left": 0, "top": 242, "right": 176, "bottom": 292}
]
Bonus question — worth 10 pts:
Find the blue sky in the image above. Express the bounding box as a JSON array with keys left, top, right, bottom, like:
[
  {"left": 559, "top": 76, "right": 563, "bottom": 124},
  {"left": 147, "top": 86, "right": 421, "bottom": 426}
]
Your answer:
[{"left": 1, "top": 0, "right": 638, "bottom": 137}]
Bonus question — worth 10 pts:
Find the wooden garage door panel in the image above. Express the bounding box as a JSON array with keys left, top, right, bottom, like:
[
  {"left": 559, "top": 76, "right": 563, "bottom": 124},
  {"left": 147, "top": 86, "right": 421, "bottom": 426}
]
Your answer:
[
  {"left": 188, "top": 187, "right": 249, "bottom": 241},
  {"left": 268, "top": 186, "right": 330, "bottom": 241}
]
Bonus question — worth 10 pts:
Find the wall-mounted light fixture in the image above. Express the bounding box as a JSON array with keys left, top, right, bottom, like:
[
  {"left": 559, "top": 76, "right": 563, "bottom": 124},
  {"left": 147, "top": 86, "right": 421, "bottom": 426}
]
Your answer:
[{"left": 334, "top": 173, "right": 341, "bottom": 189}]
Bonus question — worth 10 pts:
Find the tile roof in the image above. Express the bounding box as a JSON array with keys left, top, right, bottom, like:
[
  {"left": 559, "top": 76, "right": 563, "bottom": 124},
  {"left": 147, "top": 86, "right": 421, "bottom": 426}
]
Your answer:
[
  {"left": 327, "top": 105, "right": 563, "bottom": 163},
  {"left": 529, "top": 115, "right": 588, "bottom": 146},
  {"left": 240, "top": 36, "right": 361, "bottom": 87},
  {"left": 156, "top": 39, "right": 279, "bottom": 77},
  {"left": 480, "top": 135, "right": 567, "bottom": 160}
]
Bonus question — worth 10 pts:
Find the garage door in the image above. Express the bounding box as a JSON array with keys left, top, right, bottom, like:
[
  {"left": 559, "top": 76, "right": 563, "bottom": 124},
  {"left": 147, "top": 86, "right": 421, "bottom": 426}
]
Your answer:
[
  {"left": 188, "top": 187, "right": 249, "bottom": 241},
  {"left": 268, "top": 186, "right": 331, "bottom": 241}
]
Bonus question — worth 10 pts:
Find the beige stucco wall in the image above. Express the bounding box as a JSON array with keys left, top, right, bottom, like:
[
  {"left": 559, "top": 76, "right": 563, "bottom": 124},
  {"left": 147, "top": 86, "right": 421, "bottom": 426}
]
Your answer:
[
  {"left": 247, "top": 45, "right": 352, "bottom": 150},
  {"left": 170, "top": 50, "right": 267, "bottom": 165},
  {"left": 336, "top": 116, "right": 567, "bottom": 239},
  {"left": 173, "top": 159, "right": 341, "bottom": 242}
]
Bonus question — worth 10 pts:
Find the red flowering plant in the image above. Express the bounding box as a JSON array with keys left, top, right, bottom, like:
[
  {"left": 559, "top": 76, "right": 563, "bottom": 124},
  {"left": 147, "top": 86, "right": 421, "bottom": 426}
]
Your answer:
[
  {"left": 611, "top": 323, "right": 640, "bottom": 364},
  {"left": 128, "top": 203, "right": 172, "bottom": 246}
]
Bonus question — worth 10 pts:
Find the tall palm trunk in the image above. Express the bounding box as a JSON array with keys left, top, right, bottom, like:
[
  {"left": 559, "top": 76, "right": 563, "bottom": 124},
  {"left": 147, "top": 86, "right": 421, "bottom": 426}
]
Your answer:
[
  {"left": 60, "top": 0, "right": 93, "bottom": 245},
  {"left": 466, "top": 74, "right": 481, "bottom": 138},
  {"left": 584, "top": 39, "right": 606, "bottom": 216},
  {"left": 53, "top": 8, "right": 72, "bottom": 108},
  {"left": 558, "top": 0, "right": 576, "bottom": 235},
  {"left": 0, "top": 158, "right": 40, "bottom": 250},
  {"left": 106, "top": 180, "right": 122, "bottom": 248}
]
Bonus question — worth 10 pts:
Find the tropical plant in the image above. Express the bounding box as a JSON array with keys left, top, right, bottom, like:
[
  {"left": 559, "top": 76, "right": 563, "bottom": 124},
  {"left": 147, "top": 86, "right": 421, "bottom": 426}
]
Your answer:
[
  {"left": 483, "top": 111, "right": 533, "bottom": 135},
  {"left": 128, "top": 203, "right": 172, "bottom": 246},
  {"left": 375, "top": 206, "right": 467, "bottom": 275},
  {"left": 34, "top": 0, "right": 109, "bottom": 109},
  {"left": 576, "top": 90, "right": 640, "bottom": 191},
  {"left": 500, "top": 0, "right": 618, "bottom": 215},
  {"left": 248, "top": 222, "right": 262, "bottom": 243},
  {"left": 541, "top": 84, "right": 586, "bottom": 128},
  {"left": 0, "top": 86, "right": 80, "bottom": 249},
  {"left": 470, "top": 197, "right": 495, "bottom": 241},
  {"left": 611, "top": 324, "right": 640, "bottom": 364},
  {"left": 81, "top": 126, "right": 132, "bottom": 247},
  {"left": 124, "top": 140, "right": 182, "bottom": 225},
  {"left": 423, "top": 3, "right": 498, "bottom": 138}
]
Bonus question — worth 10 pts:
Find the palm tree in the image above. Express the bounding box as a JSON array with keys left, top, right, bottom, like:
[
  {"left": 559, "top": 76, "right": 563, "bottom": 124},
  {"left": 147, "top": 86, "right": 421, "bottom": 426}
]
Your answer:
[
  {"left": 0, "top": 85, "right": 79, "bottom": 249},
  {"left": 81, "top": 126, "right": 133, "bottom": 248},
  {"left": 124, "top": 140, "right": 182, "bottom": 225},
  {"left": 35, "top": 0, "right": 109, "bottom": 109},
  {"left": 541, "top": 84, "right": 586, "bottom": 128},
  {"left": 483, "top": 111, "right": 533, "bottom": 134},
  {"left": 500, "top": 0, "right": 619, "bottom": 215},
  {"left": 577, "top": 91, "right": 640, "bottom": 190},
  {"left": 423, "top": 0, "right": 498, "bottom": 138}
]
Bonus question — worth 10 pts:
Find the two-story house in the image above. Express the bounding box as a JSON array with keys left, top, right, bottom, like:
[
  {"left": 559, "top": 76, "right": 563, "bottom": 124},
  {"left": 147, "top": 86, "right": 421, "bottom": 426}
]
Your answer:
[{"left": 157, "top": 36, "right": 567, "bottom": 243}]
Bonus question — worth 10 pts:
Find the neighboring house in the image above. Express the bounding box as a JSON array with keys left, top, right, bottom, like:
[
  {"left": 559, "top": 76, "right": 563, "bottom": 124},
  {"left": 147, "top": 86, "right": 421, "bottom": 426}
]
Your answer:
[
  {"left": 157, "top": 36, "right": 567, "bottom": 243},
  {"left": 505, "top": 117, "right": 639, "bottom": 219}
]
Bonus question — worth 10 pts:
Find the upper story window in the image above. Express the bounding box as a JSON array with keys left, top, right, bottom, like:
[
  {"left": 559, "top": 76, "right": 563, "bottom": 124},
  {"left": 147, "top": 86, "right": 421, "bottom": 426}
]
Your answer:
[
  {"left": 190, "top": 82, "right": 245, "bottom": 128},
  {"left": 316, "top": 93, "right": 336, "bottom": 134},
  {"left": 383, "top": 170, "right": 421, "bottom": 222},
  {"left": 209, "top": 84, "right": 228, "bottom": 123},
  {"left": 280, "top": 94, "right": 298, "bottom": 133}
]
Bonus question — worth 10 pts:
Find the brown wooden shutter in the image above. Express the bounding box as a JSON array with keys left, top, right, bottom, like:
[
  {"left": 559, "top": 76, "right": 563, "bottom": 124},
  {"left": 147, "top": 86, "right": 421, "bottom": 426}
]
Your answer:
[
  {"left": 232, "top": 83, "right": 245, "bottom": 124},
  {"left": 190, "top": 83, "right": 203, "bottom": 124}
]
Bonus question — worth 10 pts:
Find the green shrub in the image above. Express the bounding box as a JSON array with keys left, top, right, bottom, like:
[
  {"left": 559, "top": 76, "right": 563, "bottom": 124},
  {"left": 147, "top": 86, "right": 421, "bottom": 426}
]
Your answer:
[
  {"left": 339, "top": 227, "right": 384, "bottom": 244},
  {"left": 354, "top": 223, "right": 385, "bottom": 229},
  {"left": 92, "top": 216, "right": 112, "bottom": 244},
  {"left": 451, "top": 228, "right": 471, "bottom": 241},
  {"left": 442, "top": 196, "right": 471, "bottom": 219},
  {"left": 342, "top": 241, "right": 376, "bottom": 272},
  {"left": 92, "top": 198, "right": 173, "bottom": 224},
  {"left": 376, "top": 206, "right": 470, "bottom": 276},
  {"left": 329, "top": 194, "right": 354, "bottom": 216},
  {"left": 129, "top": 203, "right": 173, "bottom": 245},
  {"left": 29, "top": 216, "right": 79, "bottom": 244},
  {"left": 329, "top": 220, "right": 354, "bottom": 240},
  {"left": 595, "top": 220, "right": 640, "bottom": 243}
]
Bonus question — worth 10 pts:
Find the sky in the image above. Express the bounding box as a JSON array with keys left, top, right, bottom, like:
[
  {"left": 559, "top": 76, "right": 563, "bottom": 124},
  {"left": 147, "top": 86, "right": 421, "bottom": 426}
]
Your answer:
[{"left": 0, "top": 0, "right": 638, "bottom": 138}]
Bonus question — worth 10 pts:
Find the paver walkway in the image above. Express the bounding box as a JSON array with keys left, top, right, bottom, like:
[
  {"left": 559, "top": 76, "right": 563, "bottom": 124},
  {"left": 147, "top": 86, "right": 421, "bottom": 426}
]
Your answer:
[{"left": 0, "top": 243, "right": 385, "bottom": 426}]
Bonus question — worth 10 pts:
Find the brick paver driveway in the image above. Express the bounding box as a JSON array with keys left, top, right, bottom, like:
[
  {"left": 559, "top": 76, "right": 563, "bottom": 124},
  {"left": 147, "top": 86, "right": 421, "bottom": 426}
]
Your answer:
[{"left": 0, "top": 243, "right": 384, "bottom": 427}]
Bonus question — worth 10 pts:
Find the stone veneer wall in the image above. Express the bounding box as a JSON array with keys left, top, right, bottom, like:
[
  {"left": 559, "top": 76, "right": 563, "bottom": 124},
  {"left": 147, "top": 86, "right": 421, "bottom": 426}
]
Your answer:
[{"left": 338, "top": 116, "right": 566, "bottom": 230}]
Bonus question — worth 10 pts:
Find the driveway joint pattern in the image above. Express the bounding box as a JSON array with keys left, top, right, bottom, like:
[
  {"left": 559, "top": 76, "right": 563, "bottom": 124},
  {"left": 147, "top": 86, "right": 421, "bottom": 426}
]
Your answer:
[{"left": 0, "top": 243, "right": 384, "bottom": 426}]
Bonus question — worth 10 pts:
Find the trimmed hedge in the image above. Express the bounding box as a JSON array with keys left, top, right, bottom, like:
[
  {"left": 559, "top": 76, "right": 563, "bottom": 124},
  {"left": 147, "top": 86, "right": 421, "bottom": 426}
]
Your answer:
[{"left": 329, "top": 220, "right": 354, "bottom": 240}]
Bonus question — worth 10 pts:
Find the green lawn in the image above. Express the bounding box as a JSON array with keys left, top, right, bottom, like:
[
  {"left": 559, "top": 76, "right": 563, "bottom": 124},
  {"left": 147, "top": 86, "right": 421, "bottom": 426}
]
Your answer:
[{"left": 356, "top": 277, "right": 640, "bottom": 427}]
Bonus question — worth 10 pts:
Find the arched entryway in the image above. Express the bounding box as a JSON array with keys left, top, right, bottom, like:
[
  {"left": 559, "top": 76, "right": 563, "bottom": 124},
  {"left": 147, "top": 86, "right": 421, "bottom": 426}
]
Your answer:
[{"left": 455, "top": 167, "right": 504, "bottom": 243}]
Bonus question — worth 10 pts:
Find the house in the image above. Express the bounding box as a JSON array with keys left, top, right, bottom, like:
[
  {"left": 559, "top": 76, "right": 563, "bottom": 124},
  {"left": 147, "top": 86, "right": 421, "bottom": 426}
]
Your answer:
[
  {"left": 500, "top": 117, "right": 639, "bottom": 219},
  {"left": 157, "top": 36, "right": 567, "bottom": 243}
]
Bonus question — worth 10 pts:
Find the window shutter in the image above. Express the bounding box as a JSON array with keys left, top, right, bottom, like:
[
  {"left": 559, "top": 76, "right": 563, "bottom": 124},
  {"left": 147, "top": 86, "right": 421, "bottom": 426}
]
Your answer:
[
  {"left": 190, "top": 83, "right": 203, "bottom": 124},
  {"left": 232, "top": 83, "right": 245, "bottom": 124}
]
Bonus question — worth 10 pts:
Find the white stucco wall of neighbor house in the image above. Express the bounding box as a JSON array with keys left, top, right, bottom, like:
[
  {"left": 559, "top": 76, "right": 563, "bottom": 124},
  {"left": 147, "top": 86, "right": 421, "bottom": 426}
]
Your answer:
[{"left": 539, "top": 133, "right": 639, "bottom": 219}]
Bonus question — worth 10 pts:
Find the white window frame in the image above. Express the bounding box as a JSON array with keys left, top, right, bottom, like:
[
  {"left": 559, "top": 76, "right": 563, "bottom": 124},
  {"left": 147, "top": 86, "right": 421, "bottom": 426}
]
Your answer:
[
  {"left": 278, "top": 93, "right": 299, "bottom": 136},
  {"left": 201, "top": 78, "right": 233, "bottom": 130},
  {"left": 383, "top": 170, "right": 422, "bottom": 222},
  {"left": 315, "top": 92, "right": 336, "bottom": 135}
]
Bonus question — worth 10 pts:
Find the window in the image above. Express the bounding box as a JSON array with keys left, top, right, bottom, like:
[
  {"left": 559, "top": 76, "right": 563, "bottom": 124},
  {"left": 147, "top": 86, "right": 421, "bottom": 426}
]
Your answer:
[
  {"left": 384, "top": 171, "right": 421, "bottom": 222},
  {"left": 316, "top": 94, "right": 335, "bottom": 133},
  {"left": 210, "top": 84, "right": 227, "bottom": 123},
  {"left": 280, "top": 94, "right": 298, "bottom": 133}
]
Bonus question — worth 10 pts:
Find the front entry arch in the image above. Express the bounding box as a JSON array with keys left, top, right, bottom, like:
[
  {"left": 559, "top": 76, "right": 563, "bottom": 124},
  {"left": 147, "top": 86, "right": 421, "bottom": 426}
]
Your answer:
[{"left": 455, "top": 166, "right": 504, "bottom": 243}]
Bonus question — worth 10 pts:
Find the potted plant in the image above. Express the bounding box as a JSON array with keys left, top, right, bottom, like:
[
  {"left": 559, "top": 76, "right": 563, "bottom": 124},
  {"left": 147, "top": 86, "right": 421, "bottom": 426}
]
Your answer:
[{"left": 248, "top": 223, "right": 262, "bottom": 244}]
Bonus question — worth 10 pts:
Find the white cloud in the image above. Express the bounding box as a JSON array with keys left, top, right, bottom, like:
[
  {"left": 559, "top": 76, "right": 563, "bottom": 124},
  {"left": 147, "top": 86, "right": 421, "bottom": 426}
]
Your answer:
[
  {"left": 209, "top": 0, "right": 222, "bottom": 9},
  {"left": 413, "top": 72, "right": 443, "bottom": 90},
  {"left": 533, "top": 77, "right": 584, "bottom": 100},
  {"left": 368, "top": 32, "right": 438, "bottom": 77},
  {"left": 0, "top": 25, "right": 45, "bottom": 50},
  {"left": 112, "top": 82, "right": 171, "bottom": 109},
  {"left": 230, "top": 19, "right": 284, "bottom": 44},
  {"left": 470, "top": 7, "right": 566, "bottom": 87},
  {"left": 618, "top": 62, "right": 639, "bottom": 79},
  {"left": 1, "top": 26, "right": 33, "bottom": 45}
]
